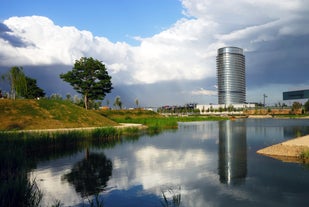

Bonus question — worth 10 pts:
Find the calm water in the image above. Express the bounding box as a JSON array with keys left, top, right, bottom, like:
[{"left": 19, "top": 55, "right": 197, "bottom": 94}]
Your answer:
[{"left": 30, "top": 119, "right": 309, "bottom": 207}]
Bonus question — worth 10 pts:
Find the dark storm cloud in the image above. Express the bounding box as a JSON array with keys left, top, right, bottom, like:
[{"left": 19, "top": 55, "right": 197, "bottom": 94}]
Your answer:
[
  {"left": 21, "top": 65, "right": 74, "bottom": 96},
  {"left": 105, "top": 78, "right": 217, "bottom": 108},
  {"left": 246, "top": 35, "right": 309, "bottom": 88},
  {"left": 0, "top": 22, "right": 33, "bottom": 47},
  {"left": 0, "top": 65, "right": 74, "bottom": 97}
]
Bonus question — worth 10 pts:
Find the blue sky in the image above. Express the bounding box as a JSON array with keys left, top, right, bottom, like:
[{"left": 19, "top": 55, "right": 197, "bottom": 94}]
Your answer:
[
  {"left": 1, "top": 0, "right": 309, "bottom": 107},
  {"left": 1, "top": 0, "right": 184, "bottom": 44}
]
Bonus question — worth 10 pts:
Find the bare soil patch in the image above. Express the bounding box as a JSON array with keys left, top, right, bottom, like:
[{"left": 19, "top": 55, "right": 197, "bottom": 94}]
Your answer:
[{"left": 257, "top": 134, "right": 309, "bottom": 163}]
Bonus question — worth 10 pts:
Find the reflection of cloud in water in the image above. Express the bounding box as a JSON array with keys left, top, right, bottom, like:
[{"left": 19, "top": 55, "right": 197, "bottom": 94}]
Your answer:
[
  {"left": 29, "top": 152, "right": 85, "bottom": 206},
  {"left": 108, "top": 146, "right": 212, "bottom": 192},
  {"left": 107, "top": 144, "right": 252, "bottom": 207},
  {"left": 135, "top": 147, "right": 209, "bottom": 189},
  {"left": 178, "top": 122, "right": 219, "bottom": 140},
  {"left": 28, "top": 120, "right": 309, "bottom": 206},
  {"left": 30, "top": 169, "right": 81, "bottom": 206}
]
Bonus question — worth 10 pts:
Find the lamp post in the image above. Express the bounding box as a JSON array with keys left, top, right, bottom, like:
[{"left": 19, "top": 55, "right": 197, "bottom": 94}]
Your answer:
[{"left": 263, "top": 94, "right": 268, "bottom": 107}]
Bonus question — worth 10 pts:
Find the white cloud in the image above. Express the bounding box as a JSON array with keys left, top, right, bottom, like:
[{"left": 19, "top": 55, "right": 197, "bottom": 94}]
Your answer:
[
  {"left": 191, "top": 88, "right": 217, "bottom": 96},
  {"left": 1, "top": 16, "right": 131, "bottom": 68},
  {"left": 0, "top": 0, "right": 309, "bottom": 87},
  {"left": 1, "top": 15, "right": 216, "bottom": 84}
]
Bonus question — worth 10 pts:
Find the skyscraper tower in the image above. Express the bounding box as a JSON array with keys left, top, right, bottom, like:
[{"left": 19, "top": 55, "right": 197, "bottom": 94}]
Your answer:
[{"left": 217, "top": 47, "right": 246, "bottom": 104}]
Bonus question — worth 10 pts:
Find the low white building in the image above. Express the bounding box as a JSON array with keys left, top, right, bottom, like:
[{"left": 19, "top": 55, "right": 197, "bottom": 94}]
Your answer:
[{"left": 196, "top": 103, "right": 255, "bottom": 114}]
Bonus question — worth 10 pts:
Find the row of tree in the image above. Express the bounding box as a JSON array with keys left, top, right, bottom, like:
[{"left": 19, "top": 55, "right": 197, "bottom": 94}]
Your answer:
[
  {"left": 0, "top": 57, "right": 114, "bottom": 110},
  {"left": 1, "top": 66, "right": 45, "bottom": 99}
]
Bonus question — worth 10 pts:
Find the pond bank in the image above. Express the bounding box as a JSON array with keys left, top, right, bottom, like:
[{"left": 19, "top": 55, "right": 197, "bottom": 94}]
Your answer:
[
  {"left": 9, "top": 123, "right": 146, "bottom": 133},
  {"left": 257, "top": 134, "right": 309, "bottom": 162}
]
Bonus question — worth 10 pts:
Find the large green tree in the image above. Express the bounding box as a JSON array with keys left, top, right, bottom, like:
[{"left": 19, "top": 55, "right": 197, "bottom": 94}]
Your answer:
[
  {"left": 1, "top": 66, "right": 27, "bottom": 99},
  {"left": 24, "top": 76, "right": 45, "bottom": 99},
  {"left": 60, "top": 57, "right": 113, "bottom": 110}
]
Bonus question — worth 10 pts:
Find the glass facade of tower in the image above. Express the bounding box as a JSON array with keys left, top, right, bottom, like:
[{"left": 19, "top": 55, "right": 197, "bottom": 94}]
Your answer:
[{"left": 217, "top": 47, "right": 246, "bottom": 104}]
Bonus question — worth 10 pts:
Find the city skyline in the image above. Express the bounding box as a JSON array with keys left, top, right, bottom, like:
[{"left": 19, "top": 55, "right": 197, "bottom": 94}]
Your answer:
[{"left": 1, "top": 0, "right": 309, "bottom": 107}]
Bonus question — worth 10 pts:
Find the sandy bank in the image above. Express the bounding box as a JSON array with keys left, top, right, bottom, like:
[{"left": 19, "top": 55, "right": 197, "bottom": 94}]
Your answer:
[
  {"left": 257, "top": 134, "right": 309, "bottom": 162},
  {"left": 248, "top": 115, "right": 273, "bottom": 119}
]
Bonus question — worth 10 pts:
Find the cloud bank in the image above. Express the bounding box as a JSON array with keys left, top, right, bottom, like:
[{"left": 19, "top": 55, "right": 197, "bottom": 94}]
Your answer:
[{"left": 1, "top": 0, "right": 309, "bottom": 106}]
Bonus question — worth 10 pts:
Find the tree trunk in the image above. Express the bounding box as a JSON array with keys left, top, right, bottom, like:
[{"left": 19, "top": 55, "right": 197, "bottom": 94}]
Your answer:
[{"left": 84, "top": 95, "right": 88, "bottom": 110}]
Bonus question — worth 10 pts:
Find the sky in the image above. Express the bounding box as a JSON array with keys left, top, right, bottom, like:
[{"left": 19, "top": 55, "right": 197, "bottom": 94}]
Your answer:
[{"left": 1, "top": 0, "right": 309, "bottom": 107}]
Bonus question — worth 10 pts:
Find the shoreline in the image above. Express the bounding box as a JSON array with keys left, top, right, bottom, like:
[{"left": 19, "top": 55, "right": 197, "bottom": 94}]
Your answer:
[
  {"left": 257, "top": 134, "right": 309, "bottom": 163},
  {"left": 3, "top": 123, "right": 146, "bottom": 134}
]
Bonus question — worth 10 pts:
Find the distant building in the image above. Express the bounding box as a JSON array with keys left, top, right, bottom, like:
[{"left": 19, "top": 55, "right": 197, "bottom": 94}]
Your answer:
[
  {"left": 283, "top": 89, "right": 309, "bottom": 100},
  {"left": 217, "top": 47, "right": 246, "bottom": 104}
]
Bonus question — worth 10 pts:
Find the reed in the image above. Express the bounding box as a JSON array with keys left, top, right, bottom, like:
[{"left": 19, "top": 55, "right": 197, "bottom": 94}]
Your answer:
[
  {"left": 91, "top": 127, "right": 120, "bottom": 139},
  {"left": 0, "top": 144, "right": 42, "bottom": 207},
  {"left": 0, "top": 128, "right": 127, "bottom": 207},
  {"left": 87, "top": 194, "right": 104, "bottom": 207},
  {"left": 300, "top": 150, "right": 309, "bottom": 161}
]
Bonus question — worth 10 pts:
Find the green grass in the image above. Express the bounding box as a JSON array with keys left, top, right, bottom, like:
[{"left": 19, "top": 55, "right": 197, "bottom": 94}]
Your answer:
[
  {"left": 274, "top": 114, "right": 309, "bottom": 119},
  {"left": 0, "top": 99, "right": 229, "bottom": 131},
  {"left": 0, "top": 99, "right": 117, "bottom": 130},
  {"left": 99, "top": 109, "right": 228, "bottom": 134},
  {"left": 101, "top": 110, "right": 227, "bottom": 128}
]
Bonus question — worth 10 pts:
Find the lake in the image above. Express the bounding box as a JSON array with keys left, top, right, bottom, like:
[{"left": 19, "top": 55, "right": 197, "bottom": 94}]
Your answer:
[{"left": 30, "top": 119, "right": 309, "bottom": 207}]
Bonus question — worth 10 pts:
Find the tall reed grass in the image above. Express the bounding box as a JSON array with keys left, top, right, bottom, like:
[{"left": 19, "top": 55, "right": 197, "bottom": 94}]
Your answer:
[
  {"left": 0, "top": 127, "right": 140, "bottom": 207},
  {"left": 300, "top": 150, "right": 309, "bottom": 162},
  {"left": 0, "top": 143, "right": 42, "bottom": 206}
]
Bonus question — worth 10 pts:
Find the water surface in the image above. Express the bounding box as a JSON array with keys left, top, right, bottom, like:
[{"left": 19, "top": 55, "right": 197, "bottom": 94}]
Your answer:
[{"left": 30, "top": 119, "right": 309, "bottom": 206}]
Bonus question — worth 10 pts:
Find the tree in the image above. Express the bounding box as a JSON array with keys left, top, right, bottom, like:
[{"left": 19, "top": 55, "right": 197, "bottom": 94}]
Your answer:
[
  {"left": 1, "top": 66, "right": 27, "bottom": 99},
  {"left": 304, "top": 99, "right": 309, "bottom": 113},
  {"left": 50, "top": 93, "right": 63, "bottom": 100},
  {"left": 114, "top": 96, "right": 122, "bottom": 109},
  {"left": 60, "top": 57, "right": 113, "bottom": 110},
  {"left": 24, "top": 76, "right": 45, "bottom": 99},
  {"left": 66, "top": 93, "right": 72, "bottom": 101},
  {"left": 135, "top": 98, "right": 139, "bottom": 108},
  {"left": 292, "top": 101, "right": 302, "bottom": 114}
]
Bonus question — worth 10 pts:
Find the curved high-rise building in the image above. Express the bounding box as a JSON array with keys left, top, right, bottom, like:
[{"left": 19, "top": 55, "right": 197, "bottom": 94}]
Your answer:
[{"left": 217, "top": 47, "right": 246, "bottom": 104}]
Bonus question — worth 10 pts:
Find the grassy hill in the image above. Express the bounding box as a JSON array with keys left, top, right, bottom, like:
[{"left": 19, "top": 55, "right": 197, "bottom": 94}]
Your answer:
[{"left": 0, "top": 99, "right": 117, "bottom": 130}]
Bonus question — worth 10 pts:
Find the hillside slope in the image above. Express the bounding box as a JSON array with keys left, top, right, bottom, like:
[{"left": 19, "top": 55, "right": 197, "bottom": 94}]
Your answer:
[{"left": 0, "top": 99, "right": 117, "bottom": 130}]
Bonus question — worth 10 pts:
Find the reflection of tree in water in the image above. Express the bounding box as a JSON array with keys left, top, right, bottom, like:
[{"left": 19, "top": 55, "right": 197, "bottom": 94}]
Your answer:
[{"left": 63, "top": 152, "right": 112, "bottom": 197}]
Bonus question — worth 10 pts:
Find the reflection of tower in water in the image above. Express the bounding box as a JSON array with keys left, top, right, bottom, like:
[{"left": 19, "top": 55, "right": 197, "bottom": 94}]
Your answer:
[{"left": 218, "top": 120, "right": 247, "bottom": 185}]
